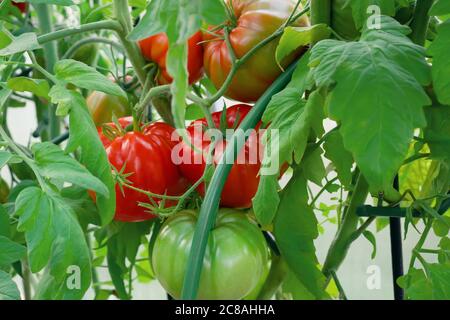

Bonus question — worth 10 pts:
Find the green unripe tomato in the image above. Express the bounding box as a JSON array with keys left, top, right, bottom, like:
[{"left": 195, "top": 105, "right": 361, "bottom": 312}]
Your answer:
[
  {"left": 152, "top": 209, "right": 269, "bottom": 300},
  {"left": 86, "top": 91, "right": 130, "bottom": 126}
]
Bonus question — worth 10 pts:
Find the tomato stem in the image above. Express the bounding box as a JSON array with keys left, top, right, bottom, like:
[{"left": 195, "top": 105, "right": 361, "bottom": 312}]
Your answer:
[
  {"left": 181, "top": 61, "right": 300, "bottom": 300},
  {"left": 321, "top": 172, "right": 369, "bottom": 280},
  {"left": 310, "top": 0, "right": 331, "bottom": 26},
  {"left": 34, "top": 3, "right": 60, "bottom": 139},
  {"left": 61, "top": 37, "right": 124, "bottom": 60},
  {"left": 409, "top": 0, "right": 434, "bottom": 46},
  {"left": 38, "top": 20, "right": 122, "bottom": 45}
]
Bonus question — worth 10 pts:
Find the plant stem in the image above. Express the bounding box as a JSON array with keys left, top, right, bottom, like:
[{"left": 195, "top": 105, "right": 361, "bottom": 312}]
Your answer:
[
  {"left": 310, "top": 176, "right": 339, "bottom": 207},
  {"left": 409, "top": 0, "right": 434, "bottom": 46},
  {"left": 331, "top": 271, "right": 347, "bottom": 300},
  {"left": 257, "top": 255, "right": 288, "bottom": 300},
  {"left": 61, "top": 37, "right": 124, "bottom": 60},
  {"left": 34, "top": 3, "right": 60, "bottom": 139},
  {"left": 180, "top": 61, "right": 299, "bottom": 300},
  {"left": 112, "top": 0, "right": 173, "bottom": 125},
  {"left": 21, "top": 259, "right": 32, "bottom": 300},
  {"left": 310, "top": 0, "right": 331, "bottom": 26},
  {"left": 408, "top": 219, "right": 432, "bottom": 270},
  {"left": 37, "top": 20, "right": 121, "bottom": 45},
  {"left": 322, "top": 173, "right": 369, "bottom": 279}
]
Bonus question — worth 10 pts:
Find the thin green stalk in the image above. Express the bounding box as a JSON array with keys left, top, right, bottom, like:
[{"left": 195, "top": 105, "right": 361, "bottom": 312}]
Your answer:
[
  {"left": 331, "top": 271, "right": 347, "bottom": 300},
  {"left": 34, "top": 4, "right": 60, "bottom": 139},
  {"left": 112, "top": 0, "right": 173, "bottom": 125},
  {"left": 310, "top": 0, "right": 331, "bottom": 26},
  {"left": 256, "top": 255, "right": 288, "bottom": 300},
  {"left": 37, "top": 20, "right": 121, "bottom": 45},
  {"left": 408, "top": 219, "right": 432, "bottom": 270},
  {"left": 322, "top": 173, "right": 369, "bottom": 279},
  {"left": 180, "top": 61, "right": 300, "bottom": 300},
  {"left": 409, "top": 0, "right": 434, "bottom": 46},
  {"left": 0, "top": 126, "right": 48, "bottom": 191},
  {"left": 61, "top": 37, "right": 124, "bottom": 60},
  {"left": 22, "top": 259, "right": 32, "bottom": 300}
]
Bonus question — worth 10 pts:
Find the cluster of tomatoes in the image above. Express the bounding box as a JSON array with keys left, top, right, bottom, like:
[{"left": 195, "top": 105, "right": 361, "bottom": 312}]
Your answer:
[{"left": 86, "top": 0, "right": 309, "bottom": 299}]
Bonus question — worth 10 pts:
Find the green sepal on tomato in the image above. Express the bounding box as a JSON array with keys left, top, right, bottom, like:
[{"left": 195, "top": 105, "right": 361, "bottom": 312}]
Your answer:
[
  {"left": 203, "top": 0, "right": 309, "bottom": 103},
  {"left": 152, "top": 208, "right": 269, "bottom": 300},
  {"left": 177, "top": 104, "right": 263, "bottom": 208},
  {"left": 95, "top": 118, "right": 188, "bottom": 222},
  {"left": 139, "top": 31, "right": 204, "bottom": 85}
]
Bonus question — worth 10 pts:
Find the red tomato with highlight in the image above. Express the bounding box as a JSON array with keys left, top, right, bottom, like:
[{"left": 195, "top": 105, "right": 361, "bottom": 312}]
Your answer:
[
  {"left": 101, "top": 120, "right": 188, "bottom": 222},
  {"left": 139, "top": 31, "right": 204, "bottom": 85},
  {"left": 203, "top": 0, "right": 309, "bottom": 102},
  {"left": 12, "top": 1, "right": 27, "bottom": 13},
  {"left": 177, "top": 104, "right": 263, "bottom": 208}
]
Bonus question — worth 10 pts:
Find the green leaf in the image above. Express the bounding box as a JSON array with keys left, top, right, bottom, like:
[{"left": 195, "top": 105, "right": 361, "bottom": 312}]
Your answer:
[
  {"left": 54, "top": 59, "right": 126, "bottom": 98},
  {"left": 0, "top": 33, "right": 40, "bottom": 56},
  {"left": 274, "top": 169, "right": 328, "bottom": 300},
  {"left": 276, "top": 25, "right": 330, "bottom": 66},
  {"left": 0, "top": 235, "right": 26, "bottom": 266},
  {"left": 433, "top": 217, "right": 450, "bottom": 237},
  {"left": 32, "top": 142, "right": 109, "bottom": 197},
  {"left": 0, "top": 270, "right": 20, "bottom": 300},
  {"left": 252, "top": 175, "right": 281, "bottom": 227},
  {"left": 15, "top": 187, "right": 91, "bottom": 299},
  {"left": 428, "top": 263, "right": 450, "bottom": 299},
  {"left": 302, "top": 146, "right": 326, "bottom": 187},
  {"left": 345, "top": 0, "right": 396, "bottom": 30},
  {"left": 281, "top": 269, "right": 315, "bottom": 300},
  {"left": 428, "top": 20, "right": 450, "bottom": 106},
  {"left": 7, "top": 77, "right": 50, "bottom": 99},
  {"left": 63, "top": 90, "right": 116, "bottom": 225},
  {"left": 128, "top": 0, "right": 225, "bottom": 41},
  {"left": 323, "top": 131, "right": 353, "bottom": 187},
  {"left": 399, "top": 144, "right": 432, "bottom": 198},
  {"left": 167, "top": 43, "right": 188, "bottom": 130},
  {"left": 430, "top": 0, "right": 450, "bottom": 16},
  {"left": 310, "top": 16, "right": 431, "bottom": 193},
  {"left": 362, "top": 230, "right": 377, "bottom": 259},
  {"left": 424, "top": 106, "right": 450, "bottom": 161},
  {"left": 0, "top": 151, "right": 21, "bottom": 169},
  {"left": 398, "top": 268, "right": 433, "bottom": 300}
]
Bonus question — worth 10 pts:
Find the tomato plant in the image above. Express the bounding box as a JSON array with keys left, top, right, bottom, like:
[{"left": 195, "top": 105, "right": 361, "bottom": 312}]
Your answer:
[
  {"left": 152, "top": 209, "right": 269, "bottom": 299},
  {"left": 0, "top": 0, "right": 448, "bottom": 303}
]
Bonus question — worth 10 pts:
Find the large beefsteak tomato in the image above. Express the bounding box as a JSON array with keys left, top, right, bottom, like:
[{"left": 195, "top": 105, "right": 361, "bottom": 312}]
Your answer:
[
  {"left": 152, "top": 209, "right": 269, "bottom": 299},
  {"left": 101, "top": 120, "right": 188, "bottom": 222},
  {"left": 203, "top": 0, "right": 309, "bottom": 102}
]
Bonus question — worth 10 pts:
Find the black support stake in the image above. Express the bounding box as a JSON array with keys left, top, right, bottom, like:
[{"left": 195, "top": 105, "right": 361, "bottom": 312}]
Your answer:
[{"left": 389, "top": 176, "right": 404, "bottom": 300}]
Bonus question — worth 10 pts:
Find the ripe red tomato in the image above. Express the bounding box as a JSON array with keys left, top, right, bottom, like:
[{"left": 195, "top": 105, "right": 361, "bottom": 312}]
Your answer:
[
  {"left": 100, "top": 120, "right": 188, "bottom": 222},
  {"left": 203, "top": 0, "right": 309, "bottom": 103},
  {"left": 12, "top": 1, "right": 27, "bottom": 13},
  {"left": 139, "top": 31, "right": 204, "bottom": 85},
  {"left": 177, "top": 104, "right": 263, "bottom": 208}
]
